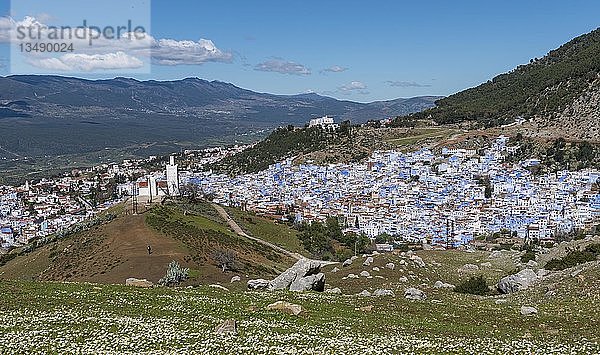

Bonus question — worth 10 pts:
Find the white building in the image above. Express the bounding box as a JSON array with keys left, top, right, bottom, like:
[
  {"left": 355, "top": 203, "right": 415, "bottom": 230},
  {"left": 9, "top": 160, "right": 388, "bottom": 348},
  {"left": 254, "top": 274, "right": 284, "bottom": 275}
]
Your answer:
[
  {"left": 308, "top": 115, "right": 337, "bottom": 128},
  {"left": 166, "top": 155, "right": 180, "bottom": 196}
]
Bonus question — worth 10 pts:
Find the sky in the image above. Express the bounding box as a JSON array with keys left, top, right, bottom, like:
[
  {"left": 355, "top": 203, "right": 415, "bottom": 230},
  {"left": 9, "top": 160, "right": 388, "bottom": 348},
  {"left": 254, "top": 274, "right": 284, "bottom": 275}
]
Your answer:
[{"left": 1, "top": 0, "right": 599, "bottom": 102}]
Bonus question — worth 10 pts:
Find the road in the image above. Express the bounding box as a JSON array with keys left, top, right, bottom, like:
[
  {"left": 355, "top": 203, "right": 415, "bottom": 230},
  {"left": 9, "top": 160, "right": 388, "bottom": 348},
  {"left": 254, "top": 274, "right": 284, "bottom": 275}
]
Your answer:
[{"left": 211, "top": 203, "right": 304, "bottom": 261}]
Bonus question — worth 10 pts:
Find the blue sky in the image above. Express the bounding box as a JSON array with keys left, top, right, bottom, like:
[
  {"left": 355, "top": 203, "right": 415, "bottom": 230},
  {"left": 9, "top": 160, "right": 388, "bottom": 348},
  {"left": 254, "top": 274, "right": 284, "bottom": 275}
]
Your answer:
[{"left": 1, "top": 0, "right": 600, "bottom": 102}]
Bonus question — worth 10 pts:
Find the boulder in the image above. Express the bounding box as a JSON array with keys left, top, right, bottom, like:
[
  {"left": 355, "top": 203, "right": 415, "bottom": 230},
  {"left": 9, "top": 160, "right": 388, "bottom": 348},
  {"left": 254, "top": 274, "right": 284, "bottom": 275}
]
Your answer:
[
  {"left": 351, "top": 255, "right": 358, "bottom": 261},
  {"left": 399, "top": 276, "right": 408, "bottom": 283},
  {"left": 360, "top": 271, "right": 371, "bottom": 278},
  {"left": 357, "top": 290, "right": 371, "bottom": 297},
  {"left": 209, "top": 284, "right": 230, "bottom": 292},
  {"left": 324, "top": 287, "right": 342, "bottom": 294},
  {"left": 331, "top": 267, "right": 340, "bottom": 273},
  {"left": 342, "top": 259, "right": 353, "bottom": 267},
  {"left": 411, "top": 255, "right": 426, "bottom": 268},
  {"left": 347, "top": 273, "right": 359, "bottom": 279},
  {"left": 458, "top": 264, "right": 479, "bottom": 273},
  {"left": 373, "top": 289, "right": 395, "bottom": 297},
  {"left": 433, "top": 280, "right": 455, "bottom": 289},
  {"left": 125, "top": 278, "right": 153, "bottom": 288},
  {"left": 363, "top": 257, "right": 374, "bottom": 266},
  {"left": 269, "top": 259, "right": 323, "bottom": 291},
  {"left": 289, "top": 273, "right": 325, "bottom": 292},
  {"left": 214, "top": 319, "right": 237, "bottom": 335},
  {"left": 404, "top": 287, "right": 427, "bottom": 300},
  {"left": 385, "top": 262, "right": 395, "bottom": 270},
  {"left": 230, "top": 276, "right": 241, "bottom": 283},
  {"left": 526, "top": 260, "right": 538, "bottom": 268},
  {"left": 372, "top": 267, "right": 380, "bottom": 272},
  {"left": 247, "top": 279, "right": 270, "bottom": 290},
  {"left": 480, "top": 262, "right": 492, "bottom": 268},
  {"left": 489, "top": 251, "right": 502, "bottom": 258},
  {"left": 266, "top": 301, "right": 305, "bottom": 316},
  {"left": 520, "top": 306, "right": 538, "bottom": 316},
  {"left": 497, "top": 269, "right": 538, "bottom": 294}
]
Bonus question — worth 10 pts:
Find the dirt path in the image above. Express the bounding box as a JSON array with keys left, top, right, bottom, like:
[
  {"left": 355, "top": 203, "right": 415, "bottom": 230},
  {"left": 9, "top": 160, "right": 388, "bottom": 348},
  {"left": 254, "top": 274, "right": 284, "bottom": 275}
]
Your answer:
[{"left": 211, "top": 203, "right": 304, "bottom": 261}]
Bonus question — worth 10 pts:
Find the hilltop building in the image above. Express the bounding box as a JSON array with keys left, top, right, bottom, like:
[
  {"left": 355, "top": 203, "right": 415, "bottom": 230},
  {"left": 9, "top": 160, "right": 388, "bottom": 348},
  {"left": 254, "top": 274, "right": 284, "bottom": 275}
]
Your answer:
[
  {"left": 166, "top": 155, "right": 180, "bottom": 196},
  {"left": 308, "top": 115, "right": 338, "bottom": 129}
]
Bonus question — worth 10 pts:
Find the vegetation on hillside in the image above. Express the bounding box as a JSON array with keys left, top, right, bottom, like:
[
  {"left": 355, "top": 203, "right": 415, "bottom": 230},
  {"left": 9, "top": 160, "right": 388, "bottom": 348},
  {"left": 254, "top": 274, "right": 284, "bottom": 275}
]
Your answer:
[
  {"left": 208, "top": 123, "right": 355, "bottom": 175},
  {"left": 297, "top": 217, "right": 371, "bottom": 261},
  {"left": 398, "top": 28, "right": 600, "bottom": 127}
]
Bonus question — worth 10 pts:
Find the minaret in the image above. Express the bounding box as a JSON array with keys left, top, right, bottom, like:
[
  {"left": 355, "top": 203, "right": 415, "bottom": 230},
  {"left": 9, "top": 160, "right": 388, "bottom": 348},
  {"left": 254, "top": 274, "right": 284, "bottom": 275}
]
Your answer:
[{"left": 166, "top": 155, "right": 180, "bottom": 196}]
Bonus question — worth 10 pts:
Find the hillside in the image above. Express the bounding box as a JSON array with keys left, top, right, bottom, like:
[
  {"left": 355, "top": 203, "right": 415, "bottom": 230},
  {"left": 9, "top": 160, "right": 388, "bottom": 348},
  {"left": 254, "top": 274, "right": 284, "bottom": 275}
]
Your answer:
[
  {"left": 406, "top": 27, "right": 600, "bottom": 140},
  {"left": 0, "top": 75, "right": 437, "bottom": 162},
  {"left": 0, "top": 201, "right": 304, "bottom": 285},
  {"left": 2, "top": 237, "right": 600, "bottom": 353}
]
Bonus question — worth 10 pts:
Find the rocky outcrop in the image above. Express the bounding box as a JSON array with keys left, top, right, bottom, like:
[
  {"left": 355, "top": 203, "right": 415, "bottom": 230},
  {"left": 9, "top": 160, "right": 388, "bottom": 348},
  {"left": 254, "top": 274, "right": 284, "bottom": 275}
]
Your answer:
[
  {"left": 497, "top": 269, "right": 538, "bottom": 294},
  {"left": 404, "top": 287, "right": 427, "bottom": 300},
  {"left": 247, "top": 279, "right": 270, "bottom": 290},
  {"left": 266, "top": 301, "right": 305, "bottom": 316},
  {"left": 268, "top": 258, "right": 325, "bottom": 292},
  {"left": 214, "top": 319, "right": 238, "bottom": 335},
  {"left": 125, "top": 278, "right": 153, "bottom": 288}
]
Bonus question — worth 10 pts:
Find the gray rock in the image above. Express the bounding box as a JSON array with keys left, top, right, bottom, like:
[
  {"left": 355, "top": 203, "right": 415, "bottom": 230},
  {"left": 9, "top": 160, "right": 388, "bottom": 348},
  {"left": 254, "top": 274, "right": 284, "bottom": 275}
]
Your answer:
[
  {"left": 347, "top": 273, "right": 359, "bottom": 279},
  {"left": 372, "top": 267, "right": 380, "bottom": 272},
  {"left": 385, "top": 262, "right": 395, "bottom": 270},
  {"left": 480, "top": 262, "right": 492, "bottom": 268},
  {"left": 458, "top": 264, "right": 479, "bottom": 273},
  {"left": 214, "top": 319, "right": 237, "bottom": 335},
  {"left": 526, "top": 260, "right": 538, "bottom": 268},
  {"left": 125, "top": 278, "right": 153, "bottom": 288},
  {"left": 537, "top": 269, "right": 549, "bottom": 278},
  {"left": 399, "top": 276, "right": 408, "bottom": 283},
  {"left": 324, "top": 287, "right": 342, "bottom": 294},
  {"left": 342, "top": 259, "right": 353, "bottom": 267},
  {"left": 230, "top": 276, "right": 241, "bottom": 283},
  {"left": 544, "top": 290, "right": 556, "bottom": 298},
  {"left": 373, "top": 289, "right": 395, "bottom": 297},
  {"left": 269, "top": 259, "right": 322, "bottom": 291},
  {"left": 289, "top": 273, "right": 325, "bottom": 292},
  {"left": 497, "top": 269, "right": 538, "bottom": 294},
  {"left": 520, "top": 306, "right": 538, "bottom": 316},
  {"left": 489, "top": 251, "right": 502, "bottom": 258},
  {"left": 363, "top": 257, "right": 374, "bottom": 266},
  {"left": 331, "top": 267, "right": 340, "bottom": 273},
  {"left": 247, "top": 279, "right": 270, "bottom": 290},
  {"left": 350, "top": 255, "right": 358, "bottom": 261},
  {"left": 266, "top": 301, "right": 304, "bottom": 316},
  {"left": 357, "top": 290, "right": 371, "bottom": 297},
  {"left": 404, "top": 287, "right": 427, "bottom": 300},
  {"left": 495, "top": 299, "right": 507, "bottom": 304},
  {"left": 433, "top": 280, "right": 455, "bottom": 289},
  {"left": 411, "top": 255, "right": 426, "bottom": 268},
  {"left": 360, "top": 271, "right": 371, "bottom": 277}
]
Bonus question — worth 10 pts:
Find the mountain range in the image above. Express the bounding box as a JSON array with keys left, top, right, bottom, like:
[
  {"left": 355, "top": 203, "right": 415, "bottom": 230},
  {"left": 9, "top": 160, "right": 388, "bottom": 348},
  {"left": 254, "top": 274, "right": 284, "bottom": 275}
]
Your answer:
[{"left": 0, "top": 75, "right": 439, "bottom": 159}]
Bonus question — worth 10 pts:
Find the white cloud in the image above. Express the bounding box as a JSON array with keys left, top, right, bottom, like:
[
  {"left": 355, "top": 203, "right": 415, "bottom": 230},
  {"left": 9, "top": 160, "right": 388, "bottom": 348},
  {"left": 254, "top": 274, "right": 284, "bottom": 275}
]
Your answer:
[
  {"left": 28, "top": 52, "right": 143, "bottom": 71},
  {"left": 4, "top": 16, "right": 234, "bottom": 70},
  {"left": 385, "top": 80, "right": 431, "bottom": 88},
  {"left": 255, "top": 58, "right": 311, "bottom": 75},
  {"left": 151, "top": 38, "right": 232, "bottom": 65},
  {"left": 338, "top": 80, "right": 367, "bottom": 92},
  {"left": 320, "top": 65, "right": 347, "bottom": 73}
]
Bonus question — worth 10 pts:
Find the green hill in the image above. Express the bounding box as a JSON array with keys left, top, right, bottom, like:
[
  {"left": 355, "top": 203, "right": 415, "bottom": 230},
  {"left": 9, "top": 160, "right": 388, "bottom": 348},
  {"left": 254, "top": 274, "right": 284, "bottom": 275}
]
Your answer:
[{"left": 405, "top": 27, "right": 600, "bottom": 129}]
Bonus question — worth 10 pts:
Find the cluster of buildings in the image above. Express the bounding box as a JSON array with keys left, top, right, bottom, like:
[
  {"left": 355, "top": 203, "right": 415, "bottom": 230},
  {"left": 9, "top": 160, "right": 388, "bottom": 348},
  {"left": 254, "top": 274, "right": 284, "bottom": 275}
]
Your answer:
[
  {"left": 1, "top": 126, "right": 598, "bottom": 251},
  {"left": 183, "top": 136, "right": 599, "bottom": 247}
]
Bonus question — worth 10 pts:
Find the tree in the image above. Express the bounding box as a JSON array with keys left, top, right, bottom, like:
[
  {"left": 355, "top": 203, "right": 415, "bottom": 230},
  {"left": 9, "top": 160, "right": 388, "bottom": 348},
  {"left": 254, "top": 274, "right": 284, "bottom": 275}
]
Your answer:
[{"left": 212, "top": 249, "right": 238, "bottom": 272}]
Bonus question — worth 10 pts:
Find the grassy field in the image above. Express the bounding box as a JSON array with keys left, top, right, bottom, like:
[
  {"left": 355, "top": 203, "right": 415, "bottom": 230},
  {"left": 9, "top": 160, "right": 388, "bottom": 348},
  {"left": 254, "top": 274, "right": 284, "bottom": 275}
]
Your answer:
[
  {"left": 384, "top": 127, "right": 461, "bottom": 150},
  {"left": 1, "top": 245, "right": 600, "bottom": 353},
  {"left": 225, "top": 207, "right": 309, "bottom": 256}
]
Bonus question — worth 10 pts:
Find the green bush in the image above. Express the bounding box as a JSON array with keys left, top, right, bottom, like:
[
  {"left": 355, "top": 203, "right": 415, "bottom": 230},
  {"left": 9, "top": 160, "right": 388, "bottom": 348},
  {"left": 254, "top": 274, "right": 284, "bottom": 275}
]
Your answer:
[
  {"left": 521, "top": 250, "right": 536, "bottom": 263},
  {"left": 584, "top": 243, "right": 600, "bottom": 256},
  {"left": 545, "top": 250, "right": 597, "bottom": 270},
  {"left": 454, "top": 276, "right": 489, "bottom": 296}
]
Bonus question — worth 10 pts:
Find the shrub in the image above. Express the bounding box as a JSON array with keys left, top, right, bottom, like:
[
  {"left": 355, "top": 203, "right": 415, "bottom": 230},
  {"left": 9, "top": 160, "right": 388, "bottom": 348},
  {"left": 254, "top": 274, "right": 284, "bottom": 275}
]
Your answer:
[
  {"left": 521, "top": 250, "right": 536, "bottom": 263},
  {"left": 454, "top": 276, "right": 489, "bottom": 296},
  {"left": 159, "top": 260, "right": 189, "bottom": 286},
  {"left": 545, "top": 250, "right": 597, "bottom": 270},
  {"left": 584, "top": 243, "right": 600, "bottom": 256}
]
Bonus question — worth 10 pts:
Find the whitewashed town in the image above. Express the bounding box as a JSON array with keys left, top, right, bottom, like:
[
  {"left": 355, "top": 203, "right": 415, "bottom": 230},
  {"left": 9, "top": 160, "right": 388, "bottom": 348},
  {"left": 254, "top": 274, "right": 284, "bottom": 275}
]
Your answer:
[{"left": 0, "top": 119, "right": 598, "bottom": 251}]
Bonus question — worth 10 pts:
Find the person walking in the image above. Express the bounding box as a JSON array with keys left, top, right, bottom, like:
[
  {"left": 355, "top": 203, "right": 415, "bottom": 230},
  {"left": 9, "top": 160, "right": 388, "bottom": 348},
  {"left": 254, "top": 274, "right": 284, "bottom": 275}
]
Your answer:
[{"left": 147, "top": 245, "right": 152, "bottom": 255}]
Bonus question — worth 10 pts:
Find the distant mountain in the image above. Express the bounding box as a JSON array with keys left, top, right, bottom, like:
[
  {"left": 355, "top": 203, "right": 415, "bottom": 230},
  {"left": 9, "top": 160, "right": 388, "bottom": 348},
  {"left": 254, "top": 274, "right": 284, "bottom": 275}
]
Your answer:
[
  {"left": 408, "top": 27, "right": 600, "bottom": 141},
  {"left": 0, "top": 75, "right": 439, "bottom": 159}
]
